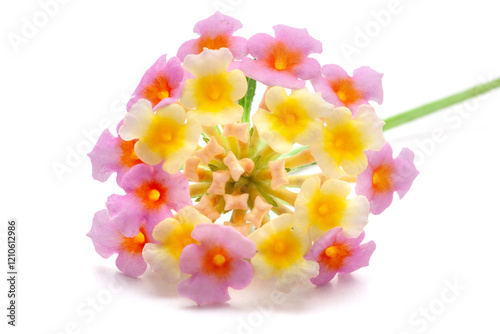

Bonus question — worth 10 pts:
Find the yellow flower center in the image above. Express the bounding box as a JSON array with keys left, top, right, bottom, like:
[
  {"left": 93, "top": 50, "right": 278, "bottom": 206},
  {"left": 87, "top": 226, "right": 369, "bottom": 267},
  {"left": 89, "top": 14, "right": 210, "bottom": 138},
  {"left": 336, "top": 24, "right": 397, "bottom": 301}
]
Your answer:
[
  {"left": 195, "top": 74, "right": 233, "bottom": 111},
  {"left": 274, "top": 58, "right": 288, "bottom": 70},
  {"left": 269, "top": 99, "right": 310, "bottom": 141},
  {"left": 325, "top": 245, "right": 339, "bottom": 258},
  {"left": 158, "top": 90, "right": 170, "bottom": 100},
  {"left": 260, "top": 230, "right": 302, "bottom": 270},
  {"left": 133, "top": 231, "right": 145, "bottom": 244},
  {"left": 148, "top": 189, "right": 161, "bottom": 201},
  {"left": 309, "top": 192, "right": 347, "bottom": 234},
  {"left": 324, "top": 123, "right": 364, "bottom": 164},
  {"left": 165, "top": 223, "right": 198, "bottom": 259},
  {"left": 318, "top": 204, "right": 330, "bottom": 216},
  {"left": 212, "top": 254, "right": 226, "bottom": 267},
  {"left": 161, "top": 132, "right": 173, "bottom": 143},
  {"left": 274, "top": 241, "right": 286, "bottom": 254},
  {"left": 143, "top": 116, "right": 186, "bottom": 155}
]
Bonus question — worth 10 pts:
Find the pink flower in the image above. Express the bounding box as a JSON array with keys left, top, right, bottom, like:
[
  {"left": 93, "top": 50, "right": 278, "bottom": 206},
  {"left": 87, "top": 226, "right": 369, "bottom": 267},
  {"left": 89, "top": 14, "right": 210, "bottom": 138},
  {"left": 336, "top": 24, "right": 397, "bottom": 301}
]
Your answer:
[
  {"left": 106, "top": 163, "right": 192, "bottom": 238},
  {"left": 311, "top": 64, "right": 383, "bottom": 113},
  {"left": 88, "top": 123, "right": 143, "bottom": 186},
  {"left": 241, "top": 25, "right": 322, "bottom": 89},
  {"left": 304, "top": 228, "right": 376, "bottom": 286},
  {"left": 177, "top": 223, "right": 256, "bottom": 305},
  {"left": 87, "top": 210, "right": 153, "bottom": 277},
  {"left": 127, "top": 54, "right": 187, "bottom": 111},
  {"left": 355, "top": 143, "right": 419, "bottom": 215},
  {"left": 177, "top": 11, "right": 248, "bottom": 62}
]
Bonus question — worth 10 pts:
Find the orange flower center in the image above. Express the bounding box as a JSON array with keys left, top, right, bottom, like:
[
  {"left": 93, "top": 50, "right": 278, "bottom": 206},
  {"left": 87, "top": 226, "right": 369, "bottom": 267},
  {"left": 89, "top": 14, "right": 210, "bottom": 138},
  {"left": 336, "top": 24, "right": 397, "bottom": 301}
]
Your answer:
[
  {"left": 266, "top": 41, "right": 303, "bottom": 71},
  {"left": 320, "top": 243, "right": 351, "bottom": 270},
  {"left": 142, "top": 76, "right": 172, "bottom": 107},
  {"left": 372, "top": 164, "right": 394, "bottom": 193},
  {"left": 202, "top": 246, "right": 231, "bottom": 278},
  {"left": 121, "top": 229, "right": 147, "bottom": 254},
  {"left": 119, "top": 139, "right": 142, "bottom": 168},
  {"left": 197, "top": 34, "right": 230, "bottom": 53},
  {"left": 134, "top": 181, "right": 167, "bottom": 211},
  {"left": 331, "top": 78, "right": 362, "bottom": 106}
]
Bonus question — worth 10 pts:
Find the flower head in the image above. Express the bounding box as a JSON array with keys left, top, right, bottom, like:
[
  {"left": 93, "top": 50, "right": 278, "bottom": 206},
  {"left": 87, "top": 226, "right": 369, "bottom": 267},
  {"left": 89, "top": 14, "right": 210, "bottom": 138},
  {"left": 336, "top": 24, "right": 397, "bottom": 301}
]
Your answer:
[
  {"left": 295, "top": 177, "right": 370, "bottom": 241},
  {"left": 88, "top": 124, "right": 143, "bottom": 186},
  {"left": 87, "top": 210, "right": 152, "bottom": 277},
  {"left": 304, "top": 228, "right": 376, "bottom": 286},
  {"left": 180, "top": 48, "right": 247, "bottom": 126},
  {"left": 249, "top": 213, "right": 319, "bottom": 292},
  {"left": 142, "top": 206, "right": 211, "bottom": 283},
  {"left": 356, "top": 143, "right": 419, "bottom": 214},
  {"left": 119, "top": 99, "right": 201, "bottom": 173},
  {"left": 127, "top": 55, "right": 187, "bottom": 111},
  {"left": 312, "top": 65, "right": 383, "bottom": 113},
  {"left": 252, "top": 87, "right": 330, "bottom": 153},
  {"left": 241, "top": 25, "right": 322, "bottom": 88},
  {"left": 177, "top": 223, "right": 256, "bottom": 305},
  {"left": 106, "top": 163, "right": 192, "bottom": 238},
  {"left": 177, "top": 11, "right": 248, "bottom": 62},
  {"left": 311, "top": 105, "right": 385, "bottom": 178}
]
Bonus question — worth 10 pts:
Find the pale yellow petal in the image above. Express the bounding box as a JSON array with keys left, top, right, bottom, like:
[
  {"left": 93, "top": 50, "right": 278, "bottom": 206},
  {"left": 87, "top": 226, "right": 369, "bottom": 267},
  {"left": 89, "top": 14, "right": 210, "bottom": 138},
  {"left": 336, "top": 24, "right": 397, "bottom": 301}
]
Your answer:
[{"left": 119, "top": 99, "right": 154, "bottom": 140}]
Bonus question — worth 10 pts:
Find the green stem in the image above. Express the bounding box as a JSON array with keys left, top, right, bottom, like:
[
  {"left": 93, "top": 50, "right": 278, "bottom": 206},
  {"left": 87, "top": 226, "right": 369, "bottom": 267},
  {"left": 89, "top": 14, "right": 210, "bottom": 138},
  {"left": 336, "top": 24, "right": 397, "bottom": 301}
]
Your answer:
[
  {"left": 239, "top": 77, "right": 257, "bottom": 123},
  {"left": 383, "top": 77, "right": 500, "bottom": 130}
]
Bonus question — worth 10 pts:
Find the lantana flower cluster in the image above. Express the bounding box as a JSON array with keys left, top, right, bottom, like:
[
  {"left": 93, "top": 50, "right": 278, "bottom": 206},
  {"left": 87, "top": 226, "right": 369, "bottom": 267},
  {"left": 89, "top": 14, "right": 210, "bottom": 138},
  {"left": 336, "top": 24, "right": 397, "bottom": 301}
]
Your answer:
[{"left": 87, "top": 12, "right": 418, "bottom": 305}]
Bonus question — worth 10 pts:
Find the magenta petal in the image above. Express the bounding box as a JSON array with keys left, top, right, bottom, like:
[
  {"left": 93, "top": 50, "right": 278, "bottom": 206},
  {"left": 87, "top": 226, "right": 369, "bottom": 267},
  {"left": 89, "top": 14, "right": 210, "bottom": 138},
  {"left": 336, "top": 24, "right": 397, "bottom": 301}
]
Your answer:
[
  {"left": 311, "top": 75, "right": 342, "bottom": 105},
  {"left": 88, "top": 129, "right": 121, "bottom": 183},
  {"left": 341, "top": 240, "right": 376, "bottom": 273},
  {"left": 108, "top": 164, "right": 191, "bottom": 237},
  {"left": 241, "top": 57, "right": 305, "bottom": 88},
  {"left": 366, "top": 142, "right": 394, "bottom": 167},
  {"left": 192, "top": 224, "right": 256, "bottom": 259},
  {"left": 322, "top": 64, "right": 350, "bottom": 81},
  {"left": 393, "top": 148, "right": 419, "bottom": 199},
  {"left": 115, "top": 251, "right": 147, "bottom": 278},
  {"left": 353, "top": 66, "right": 384, "bottom": 104},
  {"left": 106, "top": 193, "right": 144, "bottom": 238},
  {"left": 229, "top": 36, "right": 248, "bottom": 59},
  {"left": 246, "top": 33, "right": 276, "bottom": 60},
  {"left": 178, "top": 244, "right": 204, "bottom": 274},
  {"left": 178, "top": 274, "right": 231, "bottom": 306},
  {"left": 177, "top": 39, "right": 199, "bottom": 62},
  {"left": 225, "top": 260, "right": 254, "bottom": 290},
  {"left": 355, "top": 164, "right": 375, "bottom": 201},
  {"left": 87, "top": 210, "right": 122, "bottom": 258},
  {"left": 194, "top": 11, "right": 242, "bottom": 37},
  {"left": 306, "top": 228, "right": 375, "bottom": 286},
  {"left": 178, "top": 224, "right": 255, "bottom": 305},
  {"left": 293, "top": 57, "right": 321, "bottom": 81},
  {"left": 273, "top": 25, "right": 322, "bottom": 55},
  {"left": 369, "top": 191, "right": 395, "bottom": 215},
  {"left": 127, "top": 55, "right": 187, "bottom": 111},
  {"left": 310, "top": 267, "right": 337, "bottom": 286}
]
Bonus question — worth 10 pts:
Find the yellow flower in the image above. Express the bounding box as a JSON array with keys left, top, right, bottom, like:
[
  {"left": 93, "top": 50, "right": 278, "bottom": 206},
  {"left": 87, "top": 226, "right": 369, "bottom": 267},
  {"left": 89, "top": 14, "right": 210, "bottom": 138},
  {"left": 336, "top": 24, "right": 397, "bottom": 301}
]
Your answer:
[
  {"left": 311, "top": 104, "right": 385, "bottom": 178},
  {"left": 252, "top": 86, "right": 330, "bottom": 153},
  {"left": 294, "top": 177, "right": 369, "bottom": 241},
  {"left": 119, "top": 99, "right": 201, "bottom": 174},
  {"left": 249, "top": 213, "right": 319, "bottom": 292},
  {"left": 142, "top": 206, "right": 211, "bottom": 283},
  {"left": 180, "top": 48, "right": 247, "bottom": 126}
]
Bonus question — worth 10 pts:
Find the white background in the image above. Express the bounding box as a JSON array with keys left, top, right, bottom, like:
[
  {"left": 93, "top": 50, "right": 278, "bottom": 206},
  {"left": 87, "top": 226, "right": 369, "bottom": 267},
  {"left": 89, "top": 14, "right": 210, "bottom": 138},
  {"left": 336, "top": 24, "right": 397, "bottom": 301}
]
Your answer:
[{"left": 1, "top": 0, "right": 500, "bottom": 333}]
